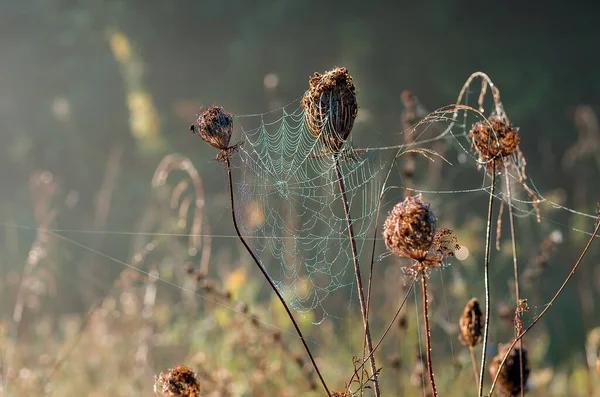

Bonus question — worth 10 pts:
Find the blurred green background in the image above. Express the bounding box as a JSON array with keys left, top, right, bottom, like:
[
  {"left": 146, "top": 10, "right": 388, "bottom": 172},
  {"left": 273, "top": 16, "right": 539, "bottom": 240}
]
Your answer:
[{"left": 1, "top": 1, "right": 600, "bottom": 396}]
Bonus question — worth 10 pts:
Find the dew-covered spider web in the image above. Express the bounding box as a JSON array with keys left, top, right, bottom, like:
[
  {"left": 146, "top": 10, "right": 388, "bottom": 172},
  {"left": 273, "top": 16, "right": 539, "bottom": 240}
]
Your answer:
[{"left": 229, "top": 100, "right": 386, "bottom": 323}]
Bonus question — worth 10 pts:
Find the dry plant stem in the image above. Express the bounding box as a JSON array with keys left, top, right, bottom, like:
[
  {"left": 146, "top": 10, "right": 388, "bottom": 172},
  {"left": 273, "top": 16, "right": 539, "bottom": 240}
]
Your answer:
[
  {"left": 356, "top": 278, "right": 416, "bottom": 377},
  {"left": 334, "top": 158, "right": 380, "bottom": 397},
  {"left": 504, "top": 169, "right": 524, "bottom": 397},
  {"left": 421, "top": 272, "right": 438, "bottom": 397},
  {"left": 479, "top": 166, "right": 496, "bottom": 397},
  {"left": 225, "top": 155, "right": 330, "bottom": 397},
  {"left": 469, "top": 346, "right": 479, "bottom": 386},
  {"left": 489, "top": 220, "right": 600, "bottom": 396}
]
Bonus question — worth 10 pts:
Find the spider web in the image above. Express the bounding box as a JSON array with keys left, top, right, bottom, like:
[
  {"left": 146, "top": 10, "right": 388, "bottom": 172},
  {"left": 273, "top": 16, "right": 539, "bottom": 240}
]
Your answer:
[{"left": 229, "top": 101, "right": 385, "bottom": 323}]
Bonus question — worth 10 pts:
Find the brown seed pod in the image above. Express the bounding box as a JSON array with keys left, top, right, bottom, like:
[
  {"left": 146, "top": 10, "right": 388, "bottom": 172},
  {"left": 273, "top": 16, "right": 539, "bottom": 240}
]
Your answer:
[
  {"left": 459, "top": 298, "right": 483, "bottom": 347},
  {"left": 301, "top": 67, "right": 358, "bottom": 152},
  {"left": 489, "top": 343, "right": 530, "bottom": 396},
  {"left": 382, "top": 196, "right": 436, "bottom": 262},
  {"left": 190, "top": 105, "right": 233, "bottom": 151},
  {"left": 154, "top": 365, "right": 200, "bottom": 397},
  {"left": 469, "top": 116, "right": 520, "bottom": 171}
]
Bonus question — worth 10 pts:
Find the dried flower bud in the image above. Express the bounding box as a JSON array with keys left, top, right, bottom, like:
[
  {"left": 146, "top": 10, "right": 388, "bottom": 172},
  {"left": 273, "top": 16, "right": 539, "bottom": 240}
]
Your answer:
[
  {"left": 489, "top": 343, "right": 530, "bottom": 396},
  {"left": 382, "top": 196, "right": 436, "bottom": 262},
  {"left": 469, "top": 116, "right": 520, "bottom": 171},
  {"left": 154, "top": 365, "right": 200, "bottom": 397},
  {"left": 459, "top": 298, "right": 483, "bottom": 347},
  {"left": 301, "top": 67, "right": 358, "bottom": 152},
  {"left": 190, "top": 105, "right": 233, "bottom": 151}
]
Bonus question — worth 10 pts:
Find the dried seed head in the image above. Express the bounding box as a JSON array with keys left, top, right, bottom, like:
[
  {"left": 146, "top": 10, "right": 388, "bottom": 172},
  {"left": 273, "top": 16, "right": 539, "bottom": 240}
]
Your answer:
[
  {"left": 301, "top": 67, "right": 358, "bottom": 152},
  {"left": 382, "top": 196, "right": 436, "bottom": 262},
  {"left": 154, "top": 365, "right": 200, "bottom": 397},
  {"left": 469, "top": 116, "right": 520, "bottom": 171},
  {"left": 490, "top": 344, "right": 530, "bottom": 396},
  {"left": 190, "top": 105, "right": 233, "bottom": 151},
  {"left": 459, "top": 298, "right": 483, "bottom": 347}
]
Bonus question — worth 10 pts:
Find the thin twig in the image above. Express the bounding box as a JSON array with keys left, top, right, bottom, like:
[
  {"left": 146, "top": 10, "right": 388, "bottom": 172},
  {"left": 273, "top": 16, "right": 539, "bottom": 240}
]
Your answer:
[
  {"left": 505, "top": 168, "right": 525, "bottom": 397},
  {"left": 479, "top": 165, "right": 496, "bottom": 397},
  {"left": 489, "top": 219, "right": 600, "bottom": 396},
  {"left": 469, "top": 346, "right": 479, "bottom": 387},
  {"left": 355, "top": 278, "right": 416, "bottom": 378},
  {"left": 334, "top": 158, "right": 380, "bottom": 397},
  {"left": 225, "top": 154, "right": 330, "bottom": 397},
  {"left": 421, "top": 272, "right": 438, "bottom": 397}
]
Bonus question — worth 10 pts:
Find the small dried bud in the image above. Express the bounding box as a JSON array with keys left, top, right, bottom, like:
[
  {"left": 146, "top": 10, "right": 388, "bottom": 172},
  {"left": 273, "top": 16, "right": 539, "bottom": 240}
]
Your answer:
[
  {"left": 301, "top": 67, "right": 358, "bottom": 152},
  {"left": 490, "top": 343, "right": 530, "bottom": 396},
  {"left": 190, "top": 105, "right": 233, "bottom": 151},
  {"left": 382, "top": 196, "right": 436, "bottom": 262},
  {"left": 154, "top": 365, "right": 200, "bottom": 397},
  {"left": 469, "top": 116, "right": 520, "bottom": 171},
  {"left": 459, "top": 298, "right": 483, "bottom": 347}
]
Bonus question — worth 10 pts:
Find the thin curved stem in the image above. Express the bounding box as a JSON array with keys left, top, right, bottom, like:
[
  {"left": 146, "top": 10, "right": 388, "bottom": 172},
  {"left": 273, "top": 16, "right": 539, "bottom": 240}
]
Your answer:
[
  {"left": 354, "top": 278, "right": 416, "bottom": 379},
  {"left": 421, "top": 272, "right": 438, "bottom": 397},
  {"left": 479, "top": 166, "right": 496, "bottom": 397},
  {"left": 225, "top": 155, "right": 331, "bottom": 397},
  {"left": 489, "top": 219, "right": 600, "bottom": 396},
  {"left": 334, "top": 158, "right": 380, "bottom": 397},
  {"left": 469, "top": 346, "right": 479, "bottom": 387},
  {"left": 505, "top": 169, "right": 524, "bottom": 397}
]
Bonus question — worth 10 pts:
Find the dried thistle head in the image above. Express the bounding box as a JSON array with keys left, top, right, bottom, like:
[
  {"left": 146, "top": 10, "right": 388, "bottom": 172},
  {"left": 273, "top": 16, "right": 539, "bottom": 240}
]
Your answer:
[
  {"left": 490, "top": 343, "right": 530, "bottom": 396},
  {"left": 383, "top": 196, "right": 459, "bottom": 277},
  {"left": 301, "top": 67, "right": 358, "bottom": 152},
  {"left": 383, "top": 196, "right": 436, "bottom": 262},
  {"left": 469, "top": 116, "right": 520, "bottom": 172},
  {"left": 190, "top": 105, "right": 233, "bottom": 151},
  {"left": 154, "top": 365, "right": 200, "bottom": 397},
  {"left": 459, "top": 298, "right": 483, "bottom": 347}
]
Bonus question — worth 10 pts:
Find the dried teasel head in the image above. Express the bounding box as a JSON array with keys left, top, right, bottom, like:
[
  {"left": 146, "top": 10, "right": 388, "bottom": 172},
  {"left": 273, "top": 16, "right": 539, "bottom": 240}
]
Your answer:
[
  {"left": 154, "top": 365, "right": 200, "bottom": 397},
  {"left": 190, "top": 105, "right": 233, "bottom": 151},
  {"left": 490, "top": 343, "right": 530, "bottom": 396},
  {"left": 301, "top": 67, "right": 358, "bottom": 152},
  {"left": 382, "top": 196, "right": 436, "bottom": 262},
  {"left": 459, "top": 298, "right": 483, "bottom": 347},
  {"left": 469, "top": 116, "right": 520, "bottom": 172}
]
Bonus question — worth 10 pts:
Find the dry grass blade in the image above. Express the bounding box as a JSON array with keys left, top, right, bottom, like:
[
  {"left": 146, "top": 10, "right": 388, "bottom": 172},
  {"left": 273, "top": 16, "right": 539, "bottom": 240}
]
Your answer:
[{"left": 489, "top": 219, "right": 600, "bottom": 396}]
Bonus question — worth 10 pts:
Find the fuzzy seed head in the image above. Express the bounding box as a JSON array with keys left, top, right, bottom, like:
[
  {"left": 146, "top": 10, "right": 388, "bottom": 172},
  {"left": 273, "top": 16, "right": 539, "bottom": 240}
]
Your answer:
[
  {"left": 382, "top": 196, "right": 436, "bottom": 262},
  {"left": 490, "top": 344, "right": 530, "bottom": 396},
  {"left": 154, "top": 365, "right": 200, "bottom": 397},
  {"left": 190, "top": 105, "right": 233, "bottom": 151},
  {"left": 459, "top": 298, "right": 483, "bottom": 347},
  {"left": 469, "top": 116, "right": 520, "bottom": 171},
  {"left": 301, "top": 67, "right": 358, "bottom": 152}
]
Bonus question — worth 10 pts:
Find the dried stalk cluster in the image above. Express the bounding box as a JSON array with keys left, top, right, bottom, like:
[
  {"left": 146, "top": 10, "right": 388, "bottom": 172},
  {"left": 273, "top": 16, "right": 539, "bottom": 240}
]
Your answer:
[
  {"left": 469, "top": 116, "right": 520, "bottom": 172},
  {"left": 154, "top": 365, "right": 200, "bottom": 397},
  {"left": 489, "top": 343, "right": 530, "bottom": 396},
  {"left": 382, "top": 196, "right": 436, "bottom": 262},
  {"left": 459, "top": 298, "right": 483, "bottom": 347},
  {"left": 382, "top": 196, "right": 458, "bottom": 275},
  {"left": 190, "top": 105, "right": 233, "bottom": 151},
  {"left": 301, "top": 67, "right": 358, "bottom": 152}
]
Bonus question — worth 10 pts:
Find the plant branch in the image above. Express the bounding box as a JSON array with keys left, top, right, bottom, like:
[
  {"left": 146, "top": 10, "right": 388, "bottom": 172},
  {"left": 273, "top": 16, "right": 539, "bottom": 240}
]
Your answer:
[
  {"left": 505, "top": 168, "right": 525, "bottom": 397},
  {"left": 489, "top": 219, "right": 600, "bottom": 396},
  {"left": 334, "top": 158, "right": 380, "bottom": 397},
  {"left": 479, "top": 166, "right": 496, "bottom": 397},
  {"left": 421, "top": 271, "right": 438, "bottom": 397},
  {"left": 225, "top": 155, "right": 331, "bottom": 397}
]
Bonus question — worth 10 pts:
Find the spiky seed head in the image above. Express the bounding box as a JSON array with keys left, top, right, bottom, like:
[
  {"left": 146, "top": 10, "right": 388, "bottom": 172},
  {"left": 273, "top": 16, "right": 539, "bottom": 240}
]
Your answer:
[
  {"left": 469, "top": 116, "right": 520, "bottom": 171},
  {"left": 459, "top": 298, "right": 483, "bottom": 347},
  {"left": 489, "top": 343, "right": 530, "bottom": 396},
  {"left": 190, "top": 105, "right": 233, "bottom": 151},
  {"left": 301, "top": 67, "right": 358, "bottom": 152},
  {"left": 154, "top": 365, "right": 200, "bottom": 397},
  {"left": 382, "top": 196, "right": 436, "bottom": 262}
]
